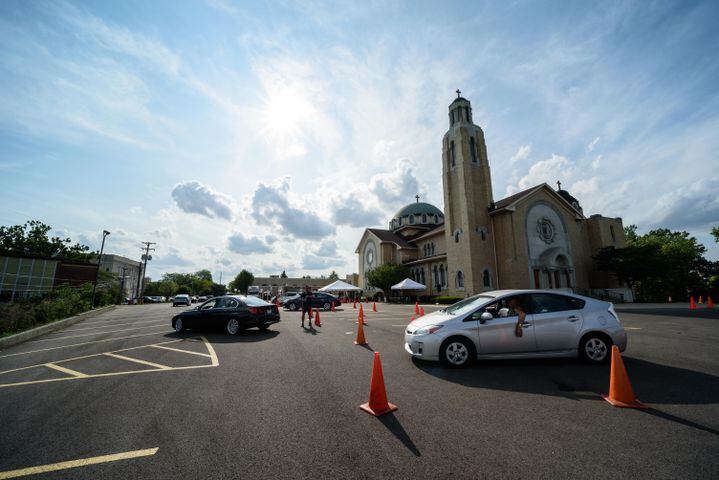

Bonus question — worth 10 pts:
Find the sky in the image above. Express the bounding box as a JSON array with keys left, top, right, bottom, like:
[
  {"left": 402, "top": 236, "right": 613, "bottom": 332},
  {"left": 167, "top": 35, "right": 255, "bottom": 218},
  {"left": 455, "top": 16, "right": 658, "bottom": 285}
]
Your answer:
[{"left": 1, "top": 0, "right": 718, "bottom": 281}]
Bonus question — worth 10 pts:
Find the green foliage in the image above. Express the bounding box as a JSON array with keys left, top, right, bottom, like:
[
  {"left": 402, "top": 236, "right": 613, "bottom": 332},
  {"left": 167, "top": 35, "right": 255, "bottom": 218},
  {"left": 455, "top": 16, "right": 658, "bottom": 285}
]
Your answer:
[
  {"left": 0, "top": 283, "right": 111, "bottom": 337},
  {"left": 328, "top": 270, "right": 339, "bottom": 280},
  {"left": 712, "top": 226, "right": 719, "bottom": 244},
  {"left": 280, "top": 270, "right": 288, "bottom": 278},
  {"left": 435, "top": 296, "right": 464, "bottom": 304},
  {"left": 230, "top": 270, "right": 254, "bottom": 294},
  {"left": 144, "top": 280, "right": 178, "bottom": 298},
  {"left": 160, "top": 270, "right": 215, "bottom": 295},
  {"left": 366, "top": 264, "right": 410, "bottom": 297},
  {"left": 0, "top": 220, "right": 96, "bottom": 261},
  {"left": 596, "top": 227, "right": 717, "bottom": 301}
]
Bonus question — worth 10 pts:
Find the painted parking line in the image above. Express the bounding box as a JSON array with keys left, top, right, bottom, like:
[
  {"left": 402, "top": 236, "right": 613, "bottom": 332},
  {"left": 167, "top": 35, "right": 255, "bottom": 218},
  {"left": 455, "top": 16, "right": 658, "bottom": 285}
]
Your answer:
[
  {"left": 149, "top": 344, "right": 211, "bottom": 357},
  {"left": 0, "top": 336, "right": 218, "bottom": 389},
  {"left": 45, "top": 318, "right": 170, "bottom": 334},
  {"left": 33, "top": 323, "right": 168, "bottom": 342},
  {"left": 0, "top": 331, "right": 170, "bottom": 358},
  {"left": 624, "top": 327, "right": 642, "bottom": 330},
  {"left": 0, "top": 447, "right": 158, "bottom": 479}
]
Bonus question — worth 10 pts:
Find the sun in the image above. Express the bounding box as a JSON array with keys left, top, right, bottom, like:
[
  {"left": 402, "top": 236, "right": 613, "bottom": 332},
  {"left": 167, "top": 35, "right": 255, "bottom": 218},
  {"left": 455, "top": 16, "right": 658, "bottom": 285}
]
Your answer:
[{"left": 261, "top": 86, "right": 314, "bottom": 142}]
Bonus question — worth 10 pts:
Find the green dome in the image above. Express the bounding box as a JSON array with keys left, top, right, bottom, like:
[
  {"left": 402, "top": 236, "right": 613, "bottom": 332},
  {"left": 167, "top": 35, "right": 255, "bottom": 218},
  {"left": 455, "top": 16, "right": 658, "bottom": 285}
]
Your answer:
[
  {"left": 394, "top": 202, "right": 443, "bottom": 219},
  {"left": 390, "top": 202, "right": 444, "bottom": 231}
]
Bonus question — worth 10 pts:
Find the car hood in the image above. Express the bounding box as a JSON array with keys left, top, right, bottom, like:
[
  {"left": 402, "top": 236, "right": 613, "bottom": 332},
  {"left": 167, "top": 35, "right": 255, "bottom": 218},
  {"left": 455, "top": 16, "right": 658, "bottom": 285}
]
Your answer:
[{"left": 407, "top": 310, "right": 454, "bottom": 329}]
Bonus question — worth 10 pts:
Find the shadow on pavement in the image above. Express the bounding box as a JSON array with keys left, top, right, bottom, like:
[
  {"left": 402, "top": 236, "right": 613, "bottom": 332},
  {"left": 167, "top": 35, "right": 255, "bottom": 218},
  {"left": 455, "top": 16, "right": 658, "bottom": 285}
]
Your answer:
[
  {"left": 411, "top": 356, "right": 719, "bottom": 406},
  {"left": 615, "top": 306, "right": 719, "bottom": 319},
  {"left": 640, "top": 408, "right": 719, "bottom": 436},
  {"left": 164, "top": 329, "right": 280, "bottom": 343},
  {"left": 378, "top": 412, "right": 421, "bottom": 457}
]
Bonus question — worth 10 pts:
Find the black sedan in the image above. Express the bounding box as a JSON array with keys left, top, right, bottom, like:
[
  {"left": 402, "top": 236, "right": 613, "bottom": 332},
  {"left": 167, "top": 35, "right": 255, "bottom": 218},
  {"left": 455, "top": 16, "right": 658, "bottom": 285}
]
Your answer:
[
  {"left": 284, "top": 292, "right": 341, "bottom": 311},
  {"left": 172, "top": 295, "right": 280, "bottom": 335}
]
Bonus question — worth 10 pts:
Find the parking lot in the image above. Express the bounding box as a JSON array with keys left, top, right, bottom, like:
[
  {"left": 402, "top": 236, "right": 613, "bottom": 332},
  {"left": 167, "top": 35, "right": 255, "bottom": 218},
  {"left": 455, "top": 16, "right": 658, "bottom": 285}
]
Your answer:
[{"left": 1, "top": 302, "right": 718, "bottom": 479}]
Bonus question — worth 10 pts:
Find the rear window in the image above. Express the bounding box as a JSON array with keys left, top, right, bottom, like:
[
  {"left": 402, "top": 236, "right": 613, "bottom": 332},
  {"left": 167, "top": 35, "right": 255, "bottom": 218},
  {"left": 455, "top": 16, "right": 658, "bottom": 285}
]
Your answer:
[{"left": 240, "top": 296, "right": 270, "bottom": 307}]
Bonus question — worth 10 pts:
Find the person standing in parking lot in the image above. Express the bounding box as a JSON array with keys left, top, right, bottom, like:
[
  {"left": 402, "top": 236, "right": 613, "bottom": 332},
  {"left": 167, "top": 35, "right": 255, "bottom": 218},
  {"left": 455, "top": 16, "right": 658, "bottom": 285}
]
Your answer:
[{"left": 301, "top": 286, "right": 314, "bottom": 328}]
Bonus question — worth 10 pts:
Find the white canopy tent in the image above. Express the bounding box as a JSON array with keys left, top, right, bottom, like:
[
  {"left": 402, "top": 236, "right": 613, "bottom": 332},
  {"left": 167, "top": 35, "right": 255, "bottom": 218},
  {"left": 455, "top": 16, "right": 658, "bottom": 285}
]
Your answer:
[
  {"left": 391, "top": 278, "right": 426, "bottom": 290},
  {"left": 319, "top": 280, "right": 361, "bottom": 292}
]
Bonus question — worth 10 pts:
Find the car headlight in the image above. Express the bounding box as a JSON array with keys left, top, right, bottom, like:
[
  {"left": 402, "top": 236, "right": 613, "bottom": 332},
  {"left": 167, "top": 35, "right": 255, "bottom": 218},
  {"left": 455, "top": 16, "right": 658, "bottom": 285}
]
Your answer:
[{"left": 414, "top": 325, "right": 443, "bottom": 335}]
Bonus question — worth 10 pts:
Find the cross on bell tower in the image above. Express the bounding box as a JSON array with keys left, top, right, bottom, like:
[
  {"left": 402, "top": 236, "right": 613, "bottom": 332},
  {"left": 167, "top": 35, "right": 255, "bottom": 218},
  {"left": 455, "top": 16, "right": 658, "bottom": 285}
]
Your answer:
[
  {"left": 456, "top": 89, "right": 461, "bottom": 98},
  {"left": 415, "top": 194, "right": 420, "bottom": 203}
]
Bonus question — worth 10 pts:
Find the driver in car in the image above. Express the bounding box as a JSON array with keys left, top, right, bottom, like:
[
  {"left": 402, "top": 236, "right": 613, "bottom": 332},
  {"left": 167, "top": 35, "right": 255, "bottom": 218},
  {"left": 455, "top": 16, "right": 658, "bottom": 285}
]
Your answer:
[{"left": 506, "top": 297, "right": 527, "bottom": 337}]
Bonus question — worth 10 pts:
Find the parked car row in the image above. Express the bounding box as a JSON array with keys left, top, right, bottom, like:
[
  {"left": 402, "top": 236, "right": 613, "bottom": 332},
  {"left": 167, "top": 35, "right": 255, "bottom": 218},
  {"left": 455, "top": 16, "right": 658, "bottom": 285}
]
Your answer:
[{"left": 282, "top": 292, "right": 341, "bottom": 311}]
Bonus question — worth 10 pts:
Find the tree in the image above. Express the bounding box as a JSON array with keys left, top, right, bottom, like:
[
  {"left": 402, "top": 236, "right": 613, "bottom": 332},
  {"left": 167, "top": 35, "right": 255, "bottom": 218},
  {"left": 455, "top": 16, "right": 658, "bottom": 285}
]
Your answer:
[
  {"left": 231, "top": 270, "right": 254, "bottom": 294},
  {"left": 596, "top": 227, "right": 711, "bottom": 301},
  {"left": 712, "top": 226, "right": 719, "bottom": 244},
  {"left": 210, "top": 282, "right": 226, "bottom": 296},
  {"left": 280, "top": 270, "right": 288, "bottom": 278},
  {"left": 366, "top": 263, "right": 409, "bottom": 299},
  {"left": 0, "top": 220, "right": 95, "bottom": 261},
  {"left": 328, "top": 270, "right": 339, "bottom": 280}
]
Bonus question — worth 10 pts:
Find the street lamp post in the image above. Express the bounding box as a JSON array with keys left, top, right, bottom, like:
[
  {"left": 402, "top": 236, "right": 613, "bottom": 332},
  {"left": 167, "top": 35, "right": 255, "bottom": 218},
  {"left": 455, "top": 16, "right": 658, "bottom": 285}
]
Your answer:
[{"left": 91, "top": 230, "right": 110, "bottom": 309}]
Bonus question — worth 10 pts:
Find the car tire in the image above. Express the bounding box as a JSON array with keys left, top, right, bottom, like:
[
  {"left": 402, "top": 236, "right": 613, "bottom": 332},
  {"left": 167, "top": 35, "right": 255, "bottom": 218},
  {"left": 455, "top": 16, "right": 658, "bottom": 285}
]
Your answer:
[
  {"left": 439, "top": 337, "right": 476, "bottom": 368},
  {"left": 323, "top": 302, "right": 331, "bottom": 311},
  {"left": 579, "top": 332, "right": 612, "bottom": 364},
  {"left": 288, "top": 303, "right": 298, "bottom": 311},
  {"left": 174, "top": 318, "right": 184, "bottom": 333},
  {"left": 226, "top": 318, "right": 240, "bottom": 335}
]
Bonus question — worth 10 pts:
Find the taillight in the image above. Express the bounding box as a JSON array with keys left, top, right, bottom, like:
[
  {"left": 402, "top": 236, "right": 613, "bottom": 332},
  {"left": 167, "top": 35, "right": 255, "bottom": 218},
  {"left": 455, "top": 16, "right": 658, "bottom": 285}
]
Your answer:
[{"left": 249, "top": 307, "right": 261, "bottom": 315}]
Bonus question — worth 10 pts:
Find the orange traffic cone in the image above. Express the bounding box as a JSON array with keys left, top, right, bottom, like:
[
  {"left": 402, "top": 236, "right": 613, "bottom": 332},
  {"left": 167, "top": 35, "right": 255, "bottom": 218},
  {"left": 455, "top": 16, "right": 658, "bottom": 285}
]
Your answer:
[
  {"left": 410, "top": 315, "right": 415, "bottom": 321},
  {"left": 356, "top": 304, "right": 367, "bottom": 325},
  {"left": 360, "top": 352, "right": 398, "bottom": 417},
  {"left": 372, "top": 302, "right": 377, "bottom": 312},
  {"left": 602, "top": 346, "right": 647, "bottom": 408},
  {"left": 699, "top": 296, "right": 703, "bottom": 304},
  {"left": 354, "top": 315, "right": 367, "bottom": 345},
  {"left": 708, "top": 297, "right": 714, "bottom": 309},
  {"left": 353, "top": 300, "right": 357, "bottom": 309},
  {"left": 690, "top": 297, "right": 697, "bottom": 309},
  {"left": 331, "top": 302, "right": 336, "bottom": 312},
  {"left": 420, "top": 307, "right": 425, "bottom": 316},
  {"left": 414, "top": 302, "right": 419, "bottom": 315},
  {"left": 314, "top": 310, "right": 322, "bottom": 327}
]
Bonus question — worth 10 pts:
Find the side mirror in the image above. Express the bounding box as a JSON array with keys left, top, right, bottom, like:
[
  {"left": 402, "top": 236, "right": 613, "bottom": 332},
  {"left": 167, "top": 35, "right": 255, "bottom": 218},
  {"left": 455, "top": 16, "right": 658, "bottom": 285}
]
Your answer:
[
  {"left": 478, "top": 312, "right": 493, "bottom": 324},
  {"left": 195, "top": 306, "right": 200, "bottom": 310}
]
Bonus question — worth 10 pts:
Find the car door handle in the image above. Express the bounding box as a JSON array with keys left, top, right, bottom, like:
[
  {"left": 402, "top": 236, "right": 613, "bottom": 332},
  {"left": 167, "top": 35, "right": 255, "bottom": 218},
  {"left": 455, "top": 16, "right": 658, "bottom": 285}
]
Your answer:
[
  {"left": 568, "top": 316, "right": 579, "bottom": 322},
  {"left": 521, "top": 322, "right": 532, "bottom": 328}
]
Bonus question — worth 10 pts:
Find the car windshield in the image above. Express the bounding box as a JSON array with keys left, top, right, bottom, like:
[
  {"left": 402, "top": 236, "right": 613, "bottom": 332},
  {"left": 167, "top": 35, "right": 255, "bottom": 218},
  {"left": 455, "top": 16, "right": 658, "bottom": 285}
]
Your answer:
[
  {"left": 240, "top": 296, "right": 270, "bottom": 306},
  {"left": 445, "top": 294, "right": 494, "bottom": 315}
]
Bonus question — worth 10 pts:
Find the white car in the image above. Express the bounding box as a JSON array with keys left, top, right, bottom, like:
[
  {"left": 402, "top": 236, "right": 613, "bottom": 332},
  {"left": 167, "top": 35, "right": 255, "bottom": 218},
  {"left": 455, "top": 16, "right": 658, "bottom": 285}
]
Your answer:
[{"left": 405, "top": 290, "right": 626, "bottom": 368}]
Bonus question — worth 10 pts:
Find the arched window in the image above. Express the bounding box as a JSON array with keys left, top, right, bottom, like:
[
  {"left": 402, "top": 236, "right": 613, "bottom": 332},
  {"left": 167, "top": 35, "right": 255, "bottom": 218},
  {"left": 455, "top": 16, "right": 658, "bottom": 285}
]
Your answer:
[
  {"left": 456, "top": 270, "right": 464, "bottom": 289},
  {"left": 434, "top": 214, "right": 439, "bottom": 224},
  {"left": 433, "top": 265, "right": 439, "bottom": 288},
  {"left": 431, "top": 243, "right": 435, "bottom": 255},
  {"left": 470, "top": 136, "right": 478, "bottom": 163},
  {"left": 454, "top": 230, "right": 460, "bottom": 243},
  {"left": 610, "top": 225, "right": 616, "bottom": 242},
  {"left": 439, "top": 264, "right": 446, "bottom": 287},
  {"left": 420, "top": 268, "right": 425, "bottom": 285},
  {"left": 450, "top": 141, "right": 455, "bottom": 167},
  {"left": 409, "top": 214, "right": 415, "bottom": 225},
  {"left": 422, "top": 213, "right": 427, "bottom": 223},
  {"left": 398, "top": 217, "right": 403, "bottom": 226},
  {"left": 466, "top": 106, "right": 471, "bottom": 122},
  {"left": 483, "top": 270, "right": 491, "bottom": 288}
]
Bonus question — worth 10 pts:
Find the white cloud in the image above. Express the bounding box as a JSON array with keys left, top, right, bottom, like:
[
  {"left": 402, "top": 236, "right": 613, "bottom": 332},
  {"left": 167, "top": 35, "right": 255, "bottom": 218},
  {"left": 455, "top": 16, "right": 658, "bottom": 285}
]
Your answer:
[
  {"left": 369, "top": 159, "right": 424, "bottom": 205},
  {"left": 227, "top": 232, "right": 273, "bottom": 255},
  {"left": 251, "top": 177, "right": 335, "bottom": 240},
  {"left": 315, "top": 239, "right": 339, "bottom": 257},
  {"left": 587, "top": 137, "right": 600, "bottom": 151},
  {"left": 171, "top": 181, "right": 236, "bottom": 220},
  {"left": 570, "top": 177, "right": 599, "bottom": 196},
  {"left": 510, "top": 145, "right": 531, "bottom": 164},
  {"left": 649, "top": 177, "right": 719, "bottom": 229},
  {"left": 591, "top": 155, "right": 602, "bottom": 169},
  {"left": 506, "top": 154, "right": 572, "bottom": 195},
  {"left": 301, "top": 253, "right": 339, "bottom": 270},
  {"left": 330, "top": 194, "right": 383, "bottom": 228}
]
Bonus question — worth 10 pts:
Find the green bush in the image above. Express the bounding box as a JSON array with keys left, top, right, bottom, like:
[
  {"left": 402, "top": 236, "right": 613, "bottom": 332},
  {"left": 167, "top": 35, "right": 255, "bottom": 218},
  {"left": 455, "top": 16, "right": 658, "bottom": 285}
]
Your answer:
[
  {"left": 0, "top": 282, "right": 103, "bottom": 337},
  {"left": 434, "top": 296, "right": 464, "bottom": 304}
]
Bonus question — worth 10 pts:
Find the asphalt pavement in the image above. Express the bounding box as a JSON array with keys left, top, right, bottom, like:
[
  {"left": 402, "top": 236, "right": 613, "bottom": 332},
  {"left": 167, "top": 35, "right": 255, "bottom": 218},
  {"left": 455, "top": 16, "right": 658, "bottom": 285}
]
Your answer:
[{"left": 0, "top": 301, "right": 717, "bottom": 479}]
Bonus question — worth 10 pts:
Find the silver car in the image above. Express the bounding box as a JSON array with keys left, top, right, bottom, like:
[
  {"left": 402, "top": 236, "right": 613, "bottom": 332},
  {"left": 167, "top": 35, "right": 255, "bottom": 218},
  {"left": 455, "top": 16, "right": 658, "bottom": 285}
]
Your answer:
[{"left": 404, "top": 290, "right": 626, "bottom": 368}]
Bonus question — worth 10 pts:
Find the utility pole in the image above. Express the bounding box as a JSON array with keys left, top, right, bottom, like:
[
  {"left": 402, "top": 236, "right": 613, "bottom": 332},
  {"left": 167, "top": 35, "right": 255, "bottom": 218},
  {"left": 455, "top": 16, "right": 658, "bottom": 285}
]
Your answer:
[
  {"left": 91, "top": 230, "right": 111, "bottom": 309},
  {"left": 117, "top": 266, "right": 129, "bottom": 305},
  {"left": 135, "top": 241, "right": 156, "bottom": 304}
]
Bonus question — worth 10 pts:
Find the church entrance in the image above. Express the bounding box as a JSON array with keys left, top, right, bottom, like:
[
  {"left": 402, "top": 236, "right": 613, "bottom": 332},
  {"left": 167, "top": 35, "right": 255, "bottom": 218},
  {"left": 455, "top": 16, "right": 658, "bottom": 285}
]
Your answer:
[{"left": 532, "top": 250, "right": 574, "bottom": 290}]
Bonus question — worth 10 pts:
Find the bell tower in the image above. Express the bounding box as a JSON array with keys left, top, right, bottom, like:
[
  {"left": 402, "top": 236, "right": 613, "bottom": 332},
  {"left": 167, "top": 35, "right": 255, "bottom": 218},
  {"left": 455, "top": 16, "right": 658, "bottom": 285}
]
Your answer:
[{"left": 442, "top": 91, "right": 496, "bottom": 295}]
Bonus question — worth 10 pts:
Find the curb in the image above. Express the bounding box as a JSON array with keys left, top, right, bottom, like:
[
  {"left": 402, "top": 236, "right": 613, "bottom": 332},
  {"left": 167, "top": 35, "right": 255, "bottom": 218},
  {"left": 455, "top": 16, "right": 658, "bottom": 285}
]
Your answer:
[{"left": 0, "top": 305, "right": 117, "bottom": 350}]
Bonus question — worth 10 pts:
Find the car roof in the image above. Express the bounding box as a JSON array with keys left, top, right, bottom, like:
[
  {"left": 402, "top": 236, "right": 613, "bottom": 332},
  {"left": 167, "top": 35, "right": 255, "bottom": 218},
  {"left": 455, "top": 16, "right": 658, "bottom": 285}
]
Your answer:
[{"left": 482, "top": 289, "right": 604, "bottom": 304}]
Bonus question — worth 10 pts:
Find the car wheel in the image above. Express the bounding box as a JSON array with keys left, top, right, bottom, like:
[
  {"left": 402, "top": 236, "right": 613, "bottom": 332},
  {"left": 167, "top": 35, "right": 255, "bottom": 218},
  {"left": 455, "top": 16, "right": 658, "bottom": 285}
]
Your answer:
[
  {"left": 288, "top": 303, "right": 298, "bottom": 311},
  {"left": 579, "top": 333, "right": 612, "bottom": 364},
  {"left": 439, "top": 337, "right": 476, "bottom": 368},
  {"left": 174, "top": 318, "right": 184, "bottom": 333},
  {"left": 226, "top": 318, "right": 240, "bottom": 335},
  {"left": 323, "top": 302, "right": 331, "bottom": 311}
]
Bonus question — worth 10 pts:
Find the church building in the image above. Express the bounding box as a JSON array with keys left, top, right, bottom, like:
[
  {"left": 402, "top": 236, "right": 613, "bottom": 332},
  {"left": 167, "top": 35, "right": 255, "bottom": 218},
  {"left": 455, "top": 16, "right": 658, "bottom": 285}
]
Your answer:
[{"left": 355, "top": 93, "right": 631, "bottom": 302}]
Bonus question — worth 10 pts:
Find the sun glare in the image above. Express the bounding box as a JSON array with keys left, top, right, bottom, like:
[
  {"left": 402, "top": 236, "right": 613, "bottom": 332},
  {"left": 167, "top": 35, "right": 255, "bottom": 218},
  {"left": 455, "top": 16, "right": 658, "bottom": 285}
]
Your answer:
[{"left": 261, "top": 87, "right": 314, "bottom": 142}]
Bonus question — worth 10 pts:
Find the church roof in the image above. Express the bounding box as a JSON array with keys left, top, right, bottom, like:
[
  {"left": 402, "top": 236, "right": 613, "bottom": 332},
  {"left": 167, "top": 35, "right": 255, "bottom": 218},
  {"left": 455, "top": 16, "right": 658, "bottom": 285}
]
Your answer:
[
  {"left": 393, "top": 202, "right": 444, "bottom": 219},
  {"left": 490, "top": 183, "right": 585, "bottom": 219},
  {"left": 492, "top": 185, "right": 544, "bottom": 211},
  {"left": 366, "top": 228, "right": 416, "bottom": 249}
]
